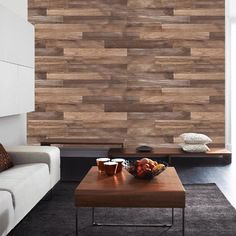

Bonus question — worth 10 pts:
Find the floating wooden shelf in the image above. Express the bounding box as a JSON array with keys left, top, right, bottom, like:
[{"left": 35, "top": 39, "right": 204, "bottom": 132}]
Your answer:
[
  {"left": 40, "top": 138, "right": 231, "bottom": 164},
  {"left": 108, "top": 147, "right": 232, "bottom": 164},
  {"left": 40, "top": 138, "right": 124, "bottom": 149}
]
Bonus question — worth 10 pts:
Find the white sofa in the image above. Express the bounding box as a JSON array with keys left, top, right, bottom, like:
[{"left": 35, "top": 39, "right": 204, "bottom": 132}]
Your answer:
[{"left": 0, "top": 146, "right": 60, "bottom": 236}]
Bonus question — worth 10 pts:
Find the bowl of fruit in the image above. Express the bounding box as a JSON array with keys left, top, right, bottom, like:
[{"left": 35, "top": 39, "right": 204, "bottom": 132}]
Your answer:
[{"left": 124, "top": 158, "right": 168, "bottom": 179}]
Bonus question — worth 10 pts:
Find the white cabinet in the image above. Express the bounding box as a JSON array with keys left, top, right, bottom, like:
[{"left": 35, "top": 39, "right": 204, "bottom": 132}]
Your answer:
[
  {"left": 18, "top": 66, "right": 35, "bottom": 113},
  {"left": 0, "top": 2, "right": 35, "bottom": 117},
  {"left": 0, "top": 61, "right": 34, "bottom": 117},
  {"left": 0, "top": 4, "right": 34, "bottom": 68},
  {"left": 0, "top": 0, "right": 27, "bottom": 20},
  {"left": 0, "top": 61, "right": 19, "bottom": 116}
]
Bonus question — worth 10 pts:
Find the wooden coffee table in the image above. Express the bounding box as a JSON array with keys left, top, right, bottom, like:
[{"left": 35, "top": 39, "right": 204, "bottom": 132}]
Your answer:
[{"left": 74, "top": 167, "right": 186, "bottom": 235}]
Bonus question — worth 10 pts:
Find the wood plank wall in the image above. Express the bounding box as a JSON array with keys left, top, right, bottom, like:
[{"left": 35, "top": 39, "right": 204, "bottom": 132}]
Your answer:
[{"left": 28, "top": 0, "right": 225, "bottom": 147}]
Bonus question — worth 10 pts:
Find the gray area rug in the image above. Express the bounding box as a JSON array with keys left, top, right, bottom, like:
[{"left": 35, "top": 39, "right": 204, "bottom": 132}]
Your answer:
[{"left": 9, "top": 183, "right": 236, "bottom": 236}]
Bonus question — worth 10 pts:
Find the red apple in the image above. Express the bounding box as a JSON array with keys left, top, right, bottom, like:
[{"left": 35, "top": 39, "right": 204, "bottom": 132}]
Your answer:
[
  {"left": 137, "top": 165, "right": 142, "bottom": 171},
  {"left": 139, "top": 158, "right": 149, "bottom": 165}
]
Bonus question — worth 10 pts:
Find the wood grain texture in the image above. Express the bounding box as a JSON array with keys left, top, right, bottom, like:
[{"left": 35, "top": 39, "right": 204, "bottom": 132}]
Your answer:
[
  {"left": 28, "top": 0, "right": 225, "bottom": 147},
  {"left": 75, "top": 167, "right": 185, "bottom": 208}
]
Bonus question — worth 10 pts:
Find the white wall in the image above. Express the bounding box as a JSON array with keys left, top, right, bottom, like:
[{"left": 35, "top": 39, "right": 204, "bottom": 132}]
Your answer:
[
  {"left": 0, "top": 0, "right": 33, "bottom": 146},
  {"left": 231, "top": 23, "right": 236, "bottom": 153},
  {"left": 229, "top": 0, "right": 236, "bottom": 18},
  {"left": 226, "top": 0, "right": 236, "bottom": 152},
  {"left": 225, "top": 0, "right": 231, "bottom": 150}
]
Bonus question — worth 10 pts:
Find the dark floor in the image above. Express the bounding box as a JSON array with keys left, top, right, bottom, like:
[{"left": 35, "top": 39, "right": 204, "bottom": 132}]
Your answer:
[
  {"left": 174, "top": 158, "right": 236, "bottom": 209},
  {"left": 10, "top": 183, "right": 236, "bottom": 236}
]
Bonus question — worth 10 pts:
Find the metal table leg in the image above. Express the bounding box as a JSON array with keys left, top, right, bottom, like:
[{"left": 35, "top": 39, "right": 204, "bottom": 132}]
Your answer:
[
  {"left": 172, "top": 208, "right": 174, "bottom": 225},
  {"left": 76, "top": 209, "right": 78, "bottom": 236},
  {"left": 92, "top": 207, "right": 95, "bottom": 225},
  {"left": 91, "top": 207, "right": 174, "bottom": 227},
  {"left": 76, "top": 208, "right": 182, "bottom": 235},
  {"left": 182, "top": 208, "right": 185, "bottom": 236}
]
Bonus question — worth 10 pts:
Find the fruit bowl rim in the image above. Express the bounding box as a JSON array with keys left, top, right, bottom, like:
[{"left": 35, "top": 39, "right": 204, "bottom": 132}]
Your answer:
[{"left": 123, "top": 159, "right": 168, "bottom": 179}]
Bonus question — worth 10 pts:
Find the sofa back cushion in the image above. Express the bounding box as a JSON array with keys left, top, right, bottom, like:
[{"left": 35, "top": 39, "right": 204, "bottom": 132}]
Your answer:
[{"left": 0, "top": 144, "right": 13, "bottom": 172}]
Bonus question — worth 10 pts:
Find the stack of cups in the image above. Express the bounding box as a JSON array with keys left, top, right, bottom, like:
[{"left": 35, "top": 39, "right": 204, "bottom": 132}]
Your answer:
[{"left": 96, "top": 158, "right": 125, "bottom": 176}]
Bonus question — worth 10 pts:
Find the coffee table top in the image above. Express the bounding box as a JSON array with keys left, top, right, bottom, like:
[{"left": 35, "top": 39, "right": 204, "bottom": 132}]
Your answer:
[{"left": 75, "top": 167, "right": 185, "bottom": 208}]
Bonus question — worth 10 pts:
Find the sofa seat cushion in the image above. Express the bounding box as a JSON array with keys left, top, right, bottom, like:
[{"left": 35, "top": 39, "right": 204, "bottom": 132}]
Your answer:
[
  {"left": 0, "top": 163, "right": 50, "bottom": 226},
  {"left": 0, "top": 191, "right": 14, "bottom": 236}
]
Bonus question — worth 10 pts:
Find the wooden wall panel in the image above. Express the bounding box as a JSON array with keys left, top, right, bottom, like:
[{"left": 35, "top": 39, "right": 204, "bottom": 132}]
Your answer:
[{"left": 28, "top": 0, "right": 225, "bottom": 147}]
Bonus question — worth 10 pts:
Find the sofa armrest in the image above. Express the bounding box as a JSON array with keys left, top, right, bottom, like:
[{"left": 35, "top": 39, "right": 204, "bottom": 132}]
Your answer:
[{"left": 5, "top": 146, "right": 60, "bottom": 188}]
